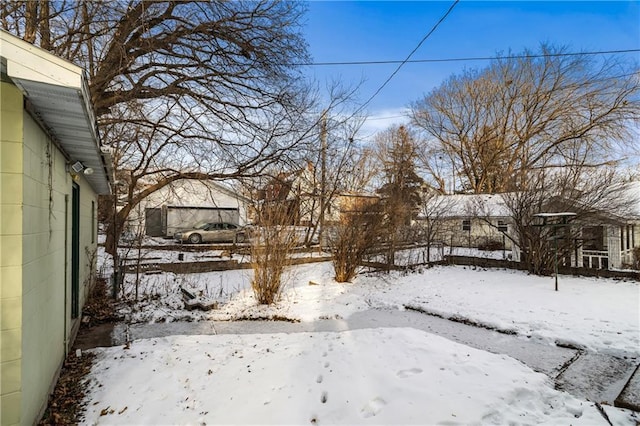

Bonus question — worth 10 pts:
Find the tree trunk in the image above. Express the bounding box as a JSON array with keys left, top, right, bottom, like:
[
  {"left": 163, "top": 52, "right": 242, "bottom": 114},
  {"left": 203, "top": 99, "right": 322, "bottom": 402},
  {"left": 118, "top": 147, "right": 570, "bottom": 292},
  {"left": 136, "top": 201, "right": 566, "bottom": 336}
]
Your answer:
[{"left": 24, "top": 1, "right": 37, "bottom": 42}]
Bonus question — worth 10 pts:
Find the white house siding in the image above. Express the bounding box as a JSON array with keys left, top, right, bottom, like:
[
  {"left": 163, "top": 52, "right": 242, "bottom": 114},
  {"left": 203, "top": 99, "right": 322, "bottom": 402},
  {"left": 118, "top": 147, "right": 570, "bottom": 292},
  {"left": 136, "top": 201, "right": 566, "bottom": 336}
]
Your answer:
[
  {"left": 21, "top": 109, "right": 98, "bottom": 424},
  {"left": 1, "top": 82, "right": 99, "bottom": 426},
  {"left": 1, "top": 82, "right": 25, "bottom": 426},
  {"left": 434, "top": 217, "right": 513, "bottom": 250}
]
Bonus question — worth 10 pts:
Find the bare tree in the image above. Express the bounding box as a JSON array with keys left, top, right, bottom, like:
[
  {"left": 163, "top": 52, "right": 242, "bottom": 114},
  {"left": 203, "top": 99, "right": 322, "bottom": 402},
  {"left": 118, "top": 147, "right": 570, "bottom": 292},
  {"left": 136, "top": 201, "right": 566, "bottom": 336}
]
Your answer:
[
  {"left": 291, "top": 111, "right": 371, "bottom": 247},
  {"left": 418, "top": 193, "right": 457, "bottom": 264},
  {"left": 1, "top": 1, "right": 344, "bottom": 255},
  {"left": 411, "top": 45, "right": 640, "bottom": 194}
]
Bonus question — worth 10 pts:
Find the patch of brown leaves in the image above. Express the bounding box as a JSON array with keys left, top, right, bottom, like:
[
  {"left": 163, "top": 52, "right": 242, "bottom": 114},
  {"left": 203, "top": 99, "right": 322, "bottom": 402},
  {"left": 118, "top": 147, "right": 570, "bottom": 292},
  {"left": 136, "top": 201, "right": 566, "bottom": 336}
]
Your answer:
[{"left": 38, "top": 351, "right": 96, "bottom": 425}]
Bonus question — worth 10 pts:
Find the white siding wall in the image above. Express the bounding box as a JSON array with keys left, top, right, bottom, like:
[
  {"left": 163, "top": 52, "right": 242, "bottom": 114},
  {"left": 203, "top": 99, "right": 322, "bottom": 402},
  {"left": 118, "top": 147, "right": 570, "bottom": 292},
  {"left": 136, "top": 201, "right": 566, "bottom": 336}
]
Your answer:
[
  {"left": 20, "top": 112, "right": 98, "bottom": 424},
  {"left": 607, "top": 225, "right": 622, "bottom": 269}
]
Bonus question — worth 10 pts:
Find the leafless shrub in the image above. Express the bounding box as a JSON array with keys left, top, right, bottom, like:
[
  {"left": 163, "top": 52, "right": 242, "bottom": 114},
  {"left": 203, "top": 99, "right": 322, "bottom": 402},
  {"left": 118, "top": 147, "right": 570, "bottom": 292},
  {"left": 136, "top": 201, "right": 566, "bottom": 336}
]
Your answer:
[
  {"left": 330, "top": 199, "right": 384, "bottom": 282},
  {"left": 250, "top": 203, "right": 298, "bottom": 304}
]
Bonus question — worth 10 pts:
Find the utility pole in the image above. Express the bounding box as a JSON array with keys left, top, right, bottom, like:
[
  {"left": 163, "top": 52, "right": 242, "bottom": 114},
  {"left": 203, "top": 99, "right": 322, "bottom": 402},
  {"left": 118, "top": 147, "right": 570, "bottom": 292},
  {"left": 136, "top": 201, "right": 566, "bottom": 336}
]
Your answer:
[{"left": 318, "top": 110, "right": 327, "bottom": 251}]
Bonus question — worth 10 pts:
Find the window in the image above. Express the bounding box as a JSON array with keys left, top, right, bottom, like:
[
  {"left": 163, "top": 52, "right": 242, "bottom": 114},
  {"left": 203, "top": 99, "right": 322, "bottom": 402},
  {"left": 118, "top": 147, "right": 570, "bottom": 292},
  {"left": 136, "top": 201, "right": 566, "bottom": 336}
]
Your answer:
[
  {"left": 497, "top": 220, "right": 507, "bottom": 232},
  {"left": 462, "top": 219, "right": 471, "bottom": 231},
  {"left": 583, "top": 226, "right": 605, "bottom": 251}
]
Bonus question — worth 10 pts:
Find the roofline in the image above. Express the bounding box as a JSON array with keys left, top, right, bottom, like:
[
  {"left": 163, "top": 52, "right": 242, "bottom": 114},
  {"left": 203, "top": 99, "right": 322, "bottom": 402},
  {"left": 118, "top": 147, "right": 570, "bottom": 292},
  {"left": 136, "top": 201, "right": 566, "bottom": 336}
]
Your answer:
[{"left": 0, "top": 30, "right": 112, "bottom": 194}]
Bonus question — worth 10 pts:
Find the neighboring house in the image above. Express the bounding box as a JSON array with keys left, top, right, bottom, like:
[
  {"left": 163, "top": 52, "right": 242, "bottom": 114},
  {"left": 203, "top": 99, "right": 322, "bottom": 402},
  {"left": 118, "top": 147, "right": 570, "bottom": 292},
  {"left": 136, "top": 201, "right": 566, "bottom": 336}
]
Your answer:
[
  {"left": 558, "top": 185, "right": 640, "bottom": 270},
  {"left": 129, "top": 179, "right": 251, "bottom": 237},
  {"left": 332, "top": 192, "right": 380, "bottom": 219},
  {"left": 424, "top": 190, "right": 640, "bottom": 270},
  {"left": 421, "top": 194, "right": 514, "bottom": 251},
  {"left": 287, "top": 163, "right": 380, "bottom": 227},
  {"left": 569, "top": 217, "right": 638, "bottom": 270},
  {"left": 0, "top": 31, "right": 112, "bottom": 426}
]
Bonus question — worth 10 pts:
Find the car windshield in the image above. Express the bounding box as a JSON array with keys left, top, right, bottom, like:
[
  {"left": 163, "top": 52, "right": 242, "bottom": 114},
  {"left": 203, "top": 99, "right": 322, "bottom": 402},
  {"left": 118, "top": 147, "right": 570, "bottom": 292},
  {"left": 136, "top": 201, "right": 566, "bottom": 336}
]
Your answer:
[{"left": 193, "top": 221, "right": 209, "bottom": 230}]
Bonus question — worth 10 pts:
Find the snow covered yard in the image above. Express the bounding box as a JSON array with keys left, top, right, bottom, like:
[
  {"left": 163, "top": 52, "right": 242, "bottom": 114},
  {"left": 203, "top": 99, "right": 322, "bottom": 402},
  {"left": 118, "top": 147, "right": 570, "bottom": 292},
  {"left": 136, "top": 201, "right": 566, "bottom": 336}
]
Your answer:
[
  {"left": 113, "top": 257, "right": 639, "bottom": 356},
  {"left": 81, "top": 328, "right": 635, "bottom": 425},
  {"left": 82, "top": 249, "right": 640, "bottom": 424}
]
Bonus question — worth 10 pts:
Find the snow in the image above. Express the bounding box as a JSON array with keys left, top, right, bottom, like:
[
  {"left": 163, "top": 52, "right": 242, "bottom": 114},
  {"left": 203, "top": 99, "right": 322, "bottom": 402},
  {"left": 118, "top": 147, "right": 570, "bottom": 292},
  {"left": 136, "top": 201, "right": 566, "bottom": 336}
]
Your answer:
[
  {"left": 85, "top": 245, "right": 640, "bottom": 424},
  {"left": 175, "top": 264, "right": 636, "bottom": 355},
  {"left": 109, "top": 242, "right": 639, "bottom": 355},
  {"left": 423, "top": 193, "right": 511, "bottom": 218},
  {"left": 81, "top": 328, "right": 628, "bottom": 425}
]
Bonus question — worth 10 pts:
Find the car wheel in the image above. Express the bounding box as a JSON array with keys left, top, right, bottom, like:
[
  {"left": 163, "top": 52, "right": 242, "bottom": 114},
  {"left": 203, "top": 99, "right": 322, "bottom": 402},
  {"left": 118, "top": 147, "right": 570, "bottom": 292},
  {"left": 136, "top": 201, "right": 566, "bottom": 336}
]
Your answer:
[
  {"left": 188, "top": 233, "right": 202, "bottom": 244},
  {"left": 235, "top": 233, "right": 246, "bottom": 243}
]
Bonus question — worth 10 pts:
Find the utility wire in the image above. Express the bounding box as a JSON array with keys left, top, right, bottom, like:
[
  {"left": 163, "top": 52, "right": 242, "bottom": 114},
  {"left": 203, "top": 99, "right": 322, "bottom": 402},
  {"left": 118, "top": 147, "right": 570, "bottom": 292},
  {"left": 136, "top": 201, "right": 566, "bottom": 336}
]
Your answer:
[
  {"left": 352, "top": 0, "right": 460, "bottom": 117},
  {"left": 296, "top": 48, "right": 640, "bottom": 67}
]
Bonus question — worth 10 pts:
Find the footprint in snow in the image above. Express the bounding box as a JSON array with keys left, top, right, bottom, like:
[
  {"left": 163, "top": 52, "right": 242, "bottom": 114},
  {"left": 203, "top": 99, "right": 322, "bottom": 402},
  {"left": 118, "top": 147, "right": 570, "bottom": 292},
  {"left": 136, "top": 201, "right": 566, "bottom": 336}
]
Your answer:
[
  {"left": 360, "top": 397, "right": 386, "bottom": 418},
  {"left": 396, "top": 368, "right": 423, "bottom": 378}
]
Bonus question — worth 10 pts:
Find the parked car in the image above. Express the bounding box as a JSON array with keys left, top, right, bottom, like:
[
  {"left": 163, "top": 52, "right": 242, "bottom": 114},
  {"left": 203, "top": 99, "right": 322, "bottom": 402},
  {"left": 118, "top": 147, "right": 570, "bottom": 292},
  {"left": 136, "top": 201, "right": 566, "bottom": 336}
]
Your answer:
[{"left": 174, "top": 222, "right": 246, "bottom": 244}]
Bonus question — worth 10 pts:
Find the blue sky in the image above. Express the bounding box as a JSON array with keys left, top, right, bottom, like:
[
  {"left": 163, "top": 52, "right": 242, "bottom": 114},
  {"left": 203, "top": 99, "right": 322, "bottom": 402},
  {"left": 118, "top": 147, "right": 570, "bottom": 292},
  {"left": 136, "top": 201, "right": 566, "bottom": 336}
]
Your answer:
[{"left": 302, "top": 1, "right": 640, "bottom": 134}]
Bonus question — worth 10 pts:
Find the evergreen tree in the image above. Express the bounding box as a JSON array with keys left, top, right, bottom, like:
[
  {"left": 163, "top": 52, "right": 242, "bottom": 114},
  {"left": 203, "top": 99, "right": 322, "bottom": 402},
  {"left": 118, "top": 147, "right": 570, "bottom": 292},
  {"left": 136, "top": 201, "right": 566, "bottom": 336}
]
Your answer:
[{"left": 375, "top": 125, "right": 425, "bottom": 267}]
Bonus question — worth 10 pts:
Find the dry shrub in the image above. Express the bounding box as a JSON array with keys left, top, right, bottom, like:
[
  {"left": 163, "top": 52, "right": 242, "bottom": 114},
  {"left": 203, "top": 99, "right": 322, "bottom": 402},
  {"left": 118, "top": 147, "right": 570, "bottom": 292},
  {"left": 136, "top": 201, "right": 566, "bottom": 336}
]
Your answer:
[
  {"left": 331, "top": 199, "right": 383, "bottom": 282},
  {"left": 81, "top": 277, "right": 120, "bottom": 325},
  {"left": 250, "top": 204, "right": 298, "bottom": 304},
  {"left": 633, "top": 247, "right": 640, "bottom": 270}
]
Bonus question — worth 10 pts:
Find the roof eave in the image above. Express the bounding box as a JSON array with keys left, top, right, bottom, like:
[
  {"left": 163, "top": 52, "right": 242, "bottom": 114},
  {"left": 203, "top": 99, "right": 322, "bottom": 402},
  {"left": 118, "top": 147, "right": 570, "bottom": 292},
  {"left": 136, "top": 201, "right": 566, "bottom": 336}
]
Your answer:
[{"left": 0, "top": 30, "right": 112, "bottom": 194}]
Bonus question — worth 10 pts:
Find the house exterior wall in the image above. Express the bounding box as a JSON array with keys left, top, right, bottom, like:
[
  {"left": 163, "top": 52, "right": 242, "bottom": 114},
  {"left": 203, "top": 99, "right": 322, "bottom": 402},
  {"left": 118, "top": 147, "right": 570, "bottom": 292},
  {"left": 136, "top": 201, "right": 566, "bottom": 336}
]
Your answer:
[
  {"left": 432, "top": 217, "right": 513, "bottom": 250},
  {"left": 1, "top": 82, "right": 25, "bottom": 426},
  {"left": 607, "top": 225, "right": 622, "bottom": 269},
  {"left": 0, "top": 81, "right": 99, "bottom": 426},
  {"left": 620, "top": 224, "right": 638, "bottom": 267}
]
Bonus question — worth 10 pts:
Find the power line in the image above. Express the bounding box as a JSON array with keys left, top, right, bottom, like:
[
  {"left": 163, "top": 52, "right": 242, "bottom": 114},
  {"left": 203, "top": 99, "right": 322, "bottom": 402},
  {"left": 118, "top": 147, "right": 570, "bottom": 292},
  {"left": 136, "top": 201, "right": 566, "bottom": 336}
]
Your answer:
[
  {"left": 295, "top": 48, "right": 640, "bottom": 67},
  {"left": 366, "top": 114, "right": 410, "bottom": 121},
  {"left": 353, "top": 0, "right": 460, "bottom": 117}
]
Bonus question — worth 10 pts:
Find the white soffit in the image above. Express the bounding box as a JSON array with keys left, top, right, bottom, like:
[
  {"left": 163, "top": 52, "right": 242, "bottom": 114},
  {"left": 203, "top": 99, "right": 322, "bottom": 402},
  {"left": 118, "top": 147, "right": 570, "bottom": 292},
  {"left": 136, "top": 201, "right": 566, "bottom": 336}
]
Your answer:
[{"left": 0, "top": 30, "right": 111, "bottom": 194}]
